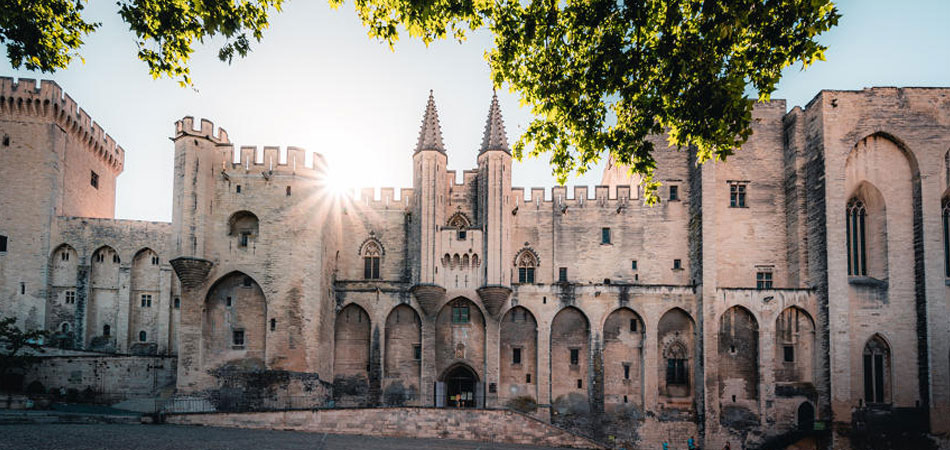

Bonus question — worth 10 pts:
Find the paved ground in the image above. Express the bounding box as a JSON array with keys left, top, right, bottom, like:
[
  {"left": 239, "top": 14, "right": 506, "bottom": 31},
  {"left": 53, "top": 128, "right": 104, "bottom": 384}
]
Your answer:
[{"left": 0, "top": 423, "right": 576, "bottom": 450}]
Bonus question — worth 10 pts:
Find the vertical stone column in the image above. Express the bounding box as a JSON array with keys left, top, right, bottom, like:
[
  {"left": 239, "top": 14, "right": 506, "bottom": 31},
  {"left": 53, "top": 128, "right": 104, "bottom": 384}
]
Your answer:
[
  {"left": 115, "top": 266, "right": 131, "bottom": 353},
  {"left": 420, "top": 316, "right": 437, "bottom": 405},
  {"left": 74, "top": 264, "right": 90, "bottom": 349},
  {"left": 169, "top": 257, "right": 213, "bottom": 393},
  {"left": 537, "top": 315, "right": 552, "bottom": 411},
  {"left": 157, "top": 268, "right": 172, "bottom": 355},
  {"left": 483, "top": 311, "right": 500, "bottom": 407}
]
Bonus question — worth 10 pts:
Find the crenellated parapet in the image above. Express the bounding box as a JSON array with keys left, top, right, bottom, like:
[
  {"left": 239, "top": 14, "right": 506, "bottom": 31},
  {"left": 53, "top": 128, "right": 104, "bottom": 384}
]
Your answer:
[
  {"left": 0, "top": 77, "right": 125, "bottom": 174},
  {"left": 351, "top": 187, "right": 415, "bottom": 210},
  {"left": 509, "top": 185, "right": 640, "bottom": 211},
  {"left": 174, "top": 116, "right": 327, "bottom": 179}
]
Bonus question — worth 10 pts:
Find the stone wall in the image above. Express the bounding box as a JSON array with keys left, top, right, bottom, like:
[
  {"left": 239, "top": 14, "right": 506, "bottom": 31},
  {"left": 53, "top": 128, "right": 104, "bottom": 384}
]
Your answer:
[
  {"left": 165, "top": 407, "right": 604, "bottom": 449},
  {"left": 21, "top": 351, "right": 176, "bottom": 398}
]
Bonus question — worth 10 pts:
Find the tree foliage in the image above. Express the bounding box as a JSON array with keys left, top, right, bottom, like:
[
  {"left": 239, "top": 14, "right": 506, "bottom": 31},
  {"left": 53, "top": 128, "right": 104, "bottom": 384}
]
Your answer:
[
  {"left": 0, "top": 316, "right": 48, "bottom": 379},
  {"left": 0, "top": 0, "right": 838, "bottom": 202}
]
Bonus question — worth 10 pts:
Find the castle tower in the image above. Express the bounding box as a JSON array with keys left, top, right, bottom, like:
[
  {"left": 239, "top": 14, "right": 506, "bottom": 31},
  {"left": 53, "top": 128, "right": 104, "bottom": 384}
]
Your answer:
[
  {"left": 476, "top": 92, "right": 512, "bottom": 286},
  {"left": 170, "top": 117, "right": 229, "bottom": 259},
  {"left": 412, "top": 91, "right": 448, "bottom": 284}
]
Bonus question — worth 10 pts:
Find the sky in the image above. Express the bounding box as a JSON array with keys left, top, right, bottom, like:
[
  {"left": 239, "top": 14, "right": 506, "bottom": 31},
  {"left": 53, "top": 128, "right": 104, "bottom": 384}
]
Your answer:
[{"left": 1, "top": 0, "right": 949, "bottom": 222}]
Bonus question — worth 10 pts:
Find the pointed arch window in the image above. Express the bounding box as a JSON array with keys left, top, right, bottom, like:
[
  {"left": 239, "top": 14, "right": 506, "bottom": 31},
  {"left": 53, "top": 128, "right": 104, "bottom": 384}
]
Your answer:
[
  {"left": 863, "top": 335, "right": 890, "bottom": 404},
  {"left": 447, "top": 213, "right": 470, "bottom": 241},
  {"left": 846, "top": 198, "right": 867, "bottom": 276},
  {"left": 362, "top": 241, "right": 381, "bottom": 280},
  {"left": 665, "top": 341, "right": 689, "bottom": 386},
  {"left": 515, "top": 250, "right": 538, "bottom": 284}
]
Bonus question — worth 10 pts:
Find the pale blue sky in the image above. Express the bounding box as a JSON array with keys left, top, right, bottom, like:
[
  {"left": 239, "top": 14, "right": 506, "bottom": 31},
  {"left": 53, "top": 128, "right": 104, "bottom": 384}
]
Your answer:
[{"left": 2, "top": 0, "right": 948, "bottom": 221}]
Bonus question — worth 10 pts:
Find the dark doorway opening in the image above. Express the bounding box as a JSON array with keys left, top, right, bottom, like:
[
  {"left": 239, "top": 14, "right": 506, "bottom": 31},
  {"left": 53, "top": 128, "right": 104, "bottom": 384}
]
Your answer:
[
  {"left": 797, "top": 401, "right": 815, "bottom": 431},
  {"left": 443, "top": 364, "right": 478, "bottom": 408}
]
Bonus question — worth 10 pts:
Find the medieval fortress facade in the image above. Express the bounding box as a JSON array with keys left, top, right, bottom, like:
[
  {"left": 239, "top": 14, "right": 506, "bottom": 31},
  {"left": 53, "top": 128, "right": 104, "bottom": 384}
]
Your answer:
[{"left": 1, "top": 76, "right": 949, "bottom": 448}]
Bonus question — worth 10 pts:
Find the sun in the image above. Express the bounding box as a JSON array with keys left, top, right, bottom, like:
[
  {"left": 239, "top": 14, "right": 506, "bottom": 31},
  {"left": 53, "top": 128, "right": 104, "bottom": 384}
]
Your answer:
[{"left": 322, "top": 153, "right": 362, "bottom": 199}]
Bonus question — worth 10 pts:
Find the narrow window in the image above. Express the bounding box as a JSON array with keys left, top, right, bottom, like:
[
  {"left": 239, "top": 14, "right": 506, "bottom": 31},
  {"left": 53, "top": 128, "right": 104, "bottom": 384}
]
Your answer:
[
  {"left": 666, "top": 358, "right": 688, "bottom": 386},
  {"left": 847, "top": 199, "right": 868, "bottom": 276},
  {"left": 236, "top": 185, "right": 241, "bottom": 193},
  {"left": 103, "top": 324, "right": 111, "bottom": 336},
  {"left": 669, "top": 185, "right": 679, "bottom": 201},
  {"left": 629, "top": 318, "right": 637, "bottom": 332},
  {"left": 151, "top": 255, "right": 159, "bottom": 265},
  {"left": 558, "top": 267, "right": 568, "bottom": 282},
  {"left": 623, "top": 363, "right": 631, "bottom": 380},
  {"left": 673, "top": 259, "right": 682, "bottom": 270},
  {"left": 64, "top": 291, "right": 76, "bottom": 304},
  {"left": 61, "top": 323, "right": 70, "bottom": 333},
  {"left": 1, "top": 135, "right": 8, "bottom": 146},
  {"left": 783, "top": 345, "right": 794, "bottom": 362},
  {"left": 570, "top": 348, "right": 580, "bottom": 366},
  {"left": 225, "top": 296, "right": 232, "bottom": 307},
  {"left": 601, "top": 227, "right": 611, "bottom": 244},
  {"left": 173, "top": 297, "right": 180, "bottom": 309},
  {"left": 451, "top": 303, "right": 470, "bottom": 324},
  {"left": 139, "top": 330, "right": 147, "bottom": 342},
  {"left": 729, "top": 182, "right": 747, "bottom": 207},
  {"left": 270, "top": 318, "right": 277, "bottom": 331},
  {"left": 943, "top": 199, "right": 949, "bottom": 277},
  {"left": 232, "top": 330, "right": 245, "bottom": 347},
  {"left": 0, "top": 235, "right": 7, "bottom": 252},
  {"left": 90, "top": 171, "right": 99, "bottom": 189},
  {"left": 286, "top": 186, "right": 292, "bottom": 196},
  {"left": 457, "top": 230, "right": 467, "bottom": 240},
  {"left": 631, "top": 260, "right": 637, "bottom": 270},
  {"left": 239, "top": 232, "right": 250, "bottom": 247},
  {"left": 525, "top": 373, "right": 531, "bottom": 384},
  {"left": 413, "top": 344, "right": 422, "bottom": 360},
  {"left": 113, "top": 254, "right": 120, "bottom": 264},
  {"left": 20, "top": 282, "right": 25, "bottom": 295},
  {"left": 512, "top": 347, "right": 522, "bottom": 365},
  {"left": 243, "top": 276, "right": 252, "bottom": 287},
  {"left": 756, "top": 271, "right": 773, "bottom": 289},
  {"left": 577, "top": 379, "right": 583, "bottom": 389},
  {"left": 362, "top": 241, "right": 382, "bottom": 279}
]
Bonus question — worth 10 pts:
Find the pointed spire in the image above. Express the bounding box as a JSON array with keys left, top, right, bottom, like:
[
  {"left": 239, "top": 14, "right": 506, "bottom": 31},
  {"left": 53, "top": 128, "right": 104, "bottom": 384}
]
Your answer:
[
  {"left": 479, "top": 90, "right": 510, "bottom": 154},
  {"left": 415, "top": 90, "right": 446, "bottom": 153}
]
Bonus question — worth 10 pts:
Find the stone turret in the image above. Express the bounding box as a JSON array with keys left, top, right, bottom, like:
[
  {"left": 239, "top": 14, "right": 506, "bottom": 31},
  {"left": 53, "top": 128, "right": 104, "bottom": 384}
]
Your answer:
[
  {"left": 477, "top": 92, "right": 513, "bottom": 290},
  {"left": 415, "top": 90, "right": 446, "bottom": 153},
  {"left": 412, "top": 91, "right": 448, "bottom": 287}
]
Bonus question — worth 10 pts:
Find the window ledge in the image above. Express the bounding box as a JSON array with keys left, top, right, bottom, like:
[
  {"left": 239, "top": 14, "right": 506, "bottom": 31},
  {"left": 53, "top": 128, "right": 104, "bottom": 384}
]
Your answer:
[
  {"left": 231, "top": 345, "right": 245, "bottom": 350},
  {"left": 848, "top": 276, "right": 888, "bottom": 289}
]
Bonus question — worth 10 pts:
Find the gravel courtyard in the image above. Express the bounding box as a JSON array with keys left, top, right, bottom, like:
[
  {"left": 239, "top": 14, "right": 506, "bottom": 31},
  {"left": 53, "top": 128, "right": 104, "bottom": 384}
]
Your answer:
[{"left": 0, "top": 423, "right": 577, "bottom": 450}]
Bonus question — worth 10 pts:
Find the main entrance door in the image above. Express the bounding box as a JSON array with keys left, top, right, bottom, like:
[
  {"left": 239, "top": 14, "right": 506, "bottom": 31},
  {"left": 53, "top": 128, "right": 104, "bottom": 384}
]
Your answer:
[{"left": 443, "top": 364, "right": 478, "bottom": 408}]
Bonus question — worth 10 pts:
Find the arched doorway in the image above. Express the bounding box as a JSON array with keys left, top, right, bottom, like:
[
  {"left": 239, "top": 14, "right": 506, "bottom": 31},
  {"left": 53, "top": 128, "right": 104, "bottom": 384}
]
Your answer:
[
  {"left": 797, "top": 402, "right": 815, "bottom": 431},
  {"left": 441, "top": 364, "right": 479, "bottom": 408}
]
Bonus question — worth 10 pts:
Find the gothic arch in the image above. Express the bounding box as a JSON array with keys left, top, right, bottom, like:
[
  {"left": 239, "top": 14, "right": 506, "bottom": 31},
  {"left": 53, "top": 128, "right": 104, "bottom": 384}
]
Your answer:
[
  {"left": 863, "top": 333, "right": 892, "bottom": 404},
  {"left": 358, "top": 236, "right": 385, "bottom": 256},
  {"left": 435, "top": 297, "right": 485, "bottom": 380},
  {"left": 202, "top": 271, "right": 267, "bottom": 370},
  {"left": 603, "top": 307, "right": 645, "bottom": 410},
  {"left": 88, "top": 245, "right": 120, "bottom": 349},
  {"left": 500, "top": 306, "right": 538, "bottom": 402},
  {"left": 384, "top": 304, "right": 421, "bottom": 406},
  {"left": 846, "top": 181, "right": 888, "bottom": 279},
  {"left": 550, "top": 306, "right": 590, "bottom": 412},
  {"left": 775, "top": 306, "right": 816, "bottom": 384},
  {"left": 657, "top": 307, "right": 695, "bottom": 401},
  {"left": 334, "top": 303, "right": 372, "bottom": 406},
  {"left": 718, "top": 305, "right": 760, "bottom": 406},
  {"left": 447, "top": 212, "right": 471, "bottom": 229}
]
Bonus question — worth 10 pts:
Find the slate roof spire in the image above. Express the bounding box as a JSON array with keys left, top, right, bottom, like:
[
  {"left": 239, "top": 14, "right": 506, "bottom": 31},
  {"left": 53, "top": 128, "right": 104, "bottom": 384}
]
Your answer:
[
  {"left": 479, "top": 90, "right": 510, "bottom": 154},
  {"left": 415, "top": 90, "right": 446, "bottom": 153}
]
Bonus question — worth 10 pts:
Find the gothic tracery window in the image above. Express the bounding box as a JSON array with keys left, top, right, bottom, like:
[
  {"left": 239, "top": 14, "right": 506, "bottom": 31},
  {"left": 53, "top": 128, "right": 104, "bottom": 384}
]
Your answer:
[
  {"left": 863, "top": 335, "right": 890, "bottom": 404},
  {"left": 362, "top": 241, "right": 381, "bottom": 279},
  {"left": 846, "top": 198, "right": 867, "bottom": 276},
  {"left": 515, "top": 250, "right": 538, "bottom": 284},
  {"left": 447, "top": 213, "right": 470, "bottom": 240},
  {"left": 665, "top": 342, "right": 689, "bottom": 387}
]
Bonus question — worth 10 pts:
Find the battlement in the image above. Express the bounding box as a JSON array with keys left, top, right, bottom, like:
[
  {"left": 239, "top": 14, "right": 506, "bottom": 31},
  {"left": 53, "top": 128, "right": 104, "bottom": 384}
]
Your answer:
[
  {"left": 0, "top": 77, "right": 125, "bottom": 174},
  {"left": 351, "top": 187, "right": 415, "bottom": 209},
  {"left": 510, "top": 185, "right": 640, "bottom": 209},
  {"left": 218, "top": 144, "right": 327, "bottom": 179},
  {"left": 175, "top": 116, "right": 230, "bottom": 144}
]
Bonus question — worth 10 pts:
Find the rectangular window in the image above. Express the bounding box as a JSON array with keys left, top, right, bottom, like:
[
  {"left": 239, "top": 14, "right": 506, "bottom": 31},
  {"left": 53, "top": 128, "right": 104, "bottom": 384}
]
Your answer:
[
  {"left": 239, "top": 232, "right": 250, "bottom": 247},
  {"left": 451, "top": 304, "right": 470, "bottom": 324},
  {"left": 577, "top": 379, "right": 583, "bottom": 389},
  {"left": 783, "top": 345, "right": 794, "bottom": 362},
  {"left": 558, "top": 267, "right": 568, "bottom": 282},
  {"left": 90, "top": 171, "right": 99, "bottom": 189},
  {"left": 174, "top": 297, "right": 180, "bottom": 309},
  {"left": 669, "top": 185, "right": 679, "bottom": 201},
  {"left": 113, "top": 254, "right": 120, "bottom": 263},
  {"left": 0, "top": 235, "right": 7, "bottom": 252},
  {"left": 623, "top": 363, "right": 631, "bottom": 380},
  {"left": 525, "top": 373, "right": 531, "bottom": 384},
  {"left": 364, "top": 256, "right": 381, "bottom": 279},
  {"left": 666, "top": 359, "right": 688, "bottom": 385},
  {"left": 673, "top": 259, "right": 682, "bottom": 270},
  {"left": 457, "top": 230, "right": 467, "bottom": 240},
  {"left": 413, "top": 344, "right": 422, "bottom": 360},
  {"left": 729, "top": 182, "right": 747, "bottom": 208},
  {"left": 64, "top": 291, "right": 76, "bottom": 304},
  {"left": 601, "top": 227, "right": 611, "bottom": 244},
  {"left": 236, "top": 185, "right": 241, "bottom": 193},
  {"left": 570, "top": 348, "right": 580, "bottom": 366},
  {"left": 629, "top": 318, "right": 637, "bottom": 332},
  {"left": 631, "top": 260, "right": 637, "bottom": 270},
  {"left": 226, "top": 296, "right": 232, "bottom": 307},
  {"left": 242, "top": 276, "right": 252, "bottom": 287},
  {"left": 518, "top": 267, "right": 535, "bottom": 284},
  {"left": 20, "top": 282, "right": 25, "bottom": 295},
  {"left": 141, "top": 294, "right": 152, "bottom": 307},
  {"left": 512, "top": 347, "right": 522, "bottom": 365},
  {"left": 232, "top": 329, "right": 245, "bottom": 347},
  {"left": 756, "top": 271, "right": 773, "bottom": 289},
  {"left": 151, "top": 255, "right": 159, "bottom": 265}
]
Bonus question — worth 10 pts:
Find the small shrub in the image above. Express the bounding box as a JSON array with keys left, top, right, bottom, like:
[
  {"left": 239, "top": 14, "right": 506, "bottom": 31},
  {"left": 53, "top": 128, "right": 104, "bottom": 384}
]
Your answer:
[{"left": 506, "top": 395, "right": 537, "bottom": 414}]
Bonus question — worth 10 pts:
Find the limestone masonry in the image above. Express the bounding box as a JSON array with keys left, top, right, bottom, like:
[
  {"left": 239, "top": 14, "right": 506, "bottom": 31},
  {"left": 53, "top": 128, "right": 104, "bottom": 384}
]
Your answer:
[{"left": 1, "top": 77, "right": 949, "bottom": 448}]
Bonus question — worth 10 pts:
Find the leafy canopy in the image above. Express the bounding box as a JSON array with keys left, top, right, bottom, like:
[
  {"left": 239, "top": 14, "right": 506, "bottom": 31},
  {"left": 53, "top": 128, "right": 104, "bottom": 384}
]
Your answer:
[
  {"left": 1, "top": 0, "right": 838, "bottom": 202},
  {"left": 0, "top": 316, "right": 48, "bottom": 377}
]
